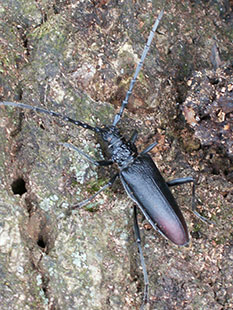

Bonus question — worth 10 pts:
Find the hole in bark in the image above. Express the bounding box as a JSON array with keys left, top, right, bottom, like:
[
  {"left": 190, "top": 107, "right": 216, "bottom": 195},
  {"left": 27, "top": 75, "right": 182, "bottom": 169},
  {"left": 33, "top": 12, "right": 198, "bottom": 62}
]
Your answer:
[
  {"left": 208, "top": 77, "right": 219, "bottom": 85},
  {"left": 11, "top": 178, "right": 27, "bottom": 195},
  {"left": 200, "top": 114, "right": 211, "bottom": 121},
  {"left": 37, "top": 235, "right": 46, "bottom": 248},
  {"left": 27, "top": 210, "right": 56, "bottom": 254}
]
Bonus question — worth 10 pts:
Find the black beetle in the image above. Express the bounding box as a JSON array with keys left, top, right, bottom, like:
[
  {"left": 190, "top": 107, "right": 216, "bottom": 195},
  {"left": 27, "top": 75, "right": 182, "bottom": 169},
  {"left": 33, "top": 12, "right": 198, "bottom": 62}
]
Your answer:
[{"left": 0, "top": 9, "right": 208, "bottom": 308}]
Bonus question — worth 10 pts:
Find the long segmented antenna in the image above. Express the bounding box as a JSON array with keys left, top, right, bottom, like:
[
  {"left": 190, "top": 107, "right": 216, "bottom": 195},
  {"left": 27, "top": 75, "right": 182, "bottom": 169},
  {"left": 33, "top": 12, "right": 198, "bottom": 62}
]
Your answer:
[
  {"left": 113, "top": 9, "right": 164, "bottom": 127},
  {"left": 0, "top": 101, "right": 101, "bottom": 133}
]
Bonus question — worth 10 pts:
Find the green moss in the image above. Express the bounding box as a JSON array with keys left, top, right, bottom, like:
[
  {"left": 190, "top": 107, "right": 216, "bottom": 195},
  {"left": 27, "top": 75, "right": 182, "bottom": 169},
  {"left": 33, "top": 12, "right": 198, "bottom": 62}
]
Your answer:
[
  {"left": 29, "top": 14, "right": 66, "bottom": 42},
  {"left": 192, "top": 223, "right": 202, "bottom": 232},
  {"left": 86, "top": 178, "right": 107, "bottom": 194},
  {"left": 84, "top": 202, "right": 100, "bottom": 213}
]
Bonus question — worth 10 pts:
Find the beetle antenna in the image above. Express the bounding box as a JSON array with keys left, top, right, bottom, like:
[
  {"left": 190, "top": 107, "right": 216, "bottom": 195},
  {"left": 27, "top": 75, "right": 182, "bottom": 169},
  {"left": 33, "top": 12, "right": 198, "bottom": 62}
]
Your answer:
[
  {"left": 0, "top": 101, "right": 101, "bottom": 133},
  {"left": 112, "top": 9, "right": 164, "bottom": 127}
]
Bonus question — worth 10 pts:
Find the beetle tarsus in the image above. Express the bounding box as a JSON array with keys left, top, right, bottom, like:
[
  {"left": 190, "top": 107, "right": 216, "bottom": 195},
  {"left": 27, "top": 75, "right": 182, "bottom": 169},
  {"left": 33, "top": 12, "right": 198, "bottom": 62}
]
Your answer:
[{"left": 133, "top": 206, "right": 149, "bottom": 308}]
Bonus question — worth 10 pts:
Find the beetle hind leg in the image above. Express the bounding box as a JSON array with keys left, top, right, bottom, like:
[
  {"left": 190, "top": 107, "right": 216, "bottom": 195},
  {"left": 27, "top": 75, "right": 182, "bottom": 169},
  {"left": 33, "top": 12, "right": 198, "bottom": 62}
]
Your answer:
[
  {"left": 133, "top": 206, "right": 149, "bottom": 308},
  {"left": 167, "top": 177, "right": 213, "bottom": 224}
]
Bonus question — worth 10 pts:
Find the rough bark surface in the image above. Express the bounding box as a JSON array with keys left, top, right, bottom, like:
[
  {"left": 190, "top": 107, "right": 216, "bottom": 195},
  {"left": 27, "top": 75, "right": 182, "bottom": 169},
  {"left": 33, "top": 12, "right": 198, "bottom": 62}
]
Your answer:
[{"left": 0, "top": 1, "right": 232, "bottom": 310}]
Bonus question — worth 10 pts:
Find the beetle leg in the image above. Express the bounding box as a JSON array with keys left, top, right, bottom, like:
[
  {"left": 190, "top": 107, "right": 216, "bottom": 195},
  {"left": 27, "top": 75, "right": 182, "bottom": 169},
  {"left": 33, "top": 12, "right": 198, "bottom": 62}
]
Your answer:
[
  {"left": 60, "top": 142, "right": 113, "bottom": 166},
  {"left": 167, "top": 177, "right": 213, "bottom": 224},
  {"left": 133, "top": 206, "right": 149, "bottom": 308},
  {"left": 68, "top": 173, "right": 119, "bottom": 213},
  {"left": 140, "top": 141, "right": 158, "bottom": 155},
  {"left": 166, "top": 177, "right": 194, "bottom": 187},
  {"left": 129, "top": 130, "right": 138, "bottom": 143}
]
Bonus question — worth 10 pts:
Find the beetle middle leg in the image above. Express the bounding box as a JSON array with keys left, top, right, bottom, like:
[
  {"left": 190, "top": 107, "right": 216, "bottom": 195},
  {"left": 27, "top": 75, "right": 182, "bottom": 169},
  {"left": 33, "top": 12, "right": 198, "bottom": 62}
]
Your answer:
[
  {"left": 61, "top": 142, "right": 118, "bottom": 212},
  {"left": 68, "top": 173, "right": 119, "bottom": 213},
  {"left": 140, "top": 141, "right": 158, "bottom": 155},
  {"left": 167, "top": 177, "right": 212, "bottom": 224}
]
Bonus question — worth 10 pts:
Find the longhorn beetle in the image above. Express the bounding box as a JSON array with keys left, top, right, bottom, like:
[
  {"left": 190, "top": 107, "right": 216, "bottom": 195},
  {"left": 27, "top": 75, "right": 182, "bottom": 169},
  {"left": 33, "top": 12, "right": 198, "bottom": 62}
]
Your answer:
[{"left": 0, "top": 9, "right": 209, "bottom": 309}]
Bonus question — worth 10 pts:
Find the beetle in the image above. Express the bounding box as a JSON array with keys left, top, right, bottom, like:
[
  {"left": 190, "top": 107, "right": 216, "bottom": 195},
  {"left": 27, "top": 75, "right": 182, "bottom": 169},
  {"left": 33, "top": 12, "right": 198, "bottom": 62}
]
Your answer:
[{"left": 0, "top": 9, "right": 208, "bottom": 308}]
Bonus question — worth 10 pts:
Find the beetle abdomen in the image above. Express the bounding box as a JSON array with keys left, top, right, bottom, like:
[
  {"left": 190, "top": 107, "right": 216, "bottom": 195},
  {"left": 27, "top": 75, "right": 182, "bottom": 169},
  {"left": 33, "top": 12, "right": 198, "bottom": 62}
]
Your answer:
[{"left": 120, "top": 154, "right": 189, "bottom": 246}]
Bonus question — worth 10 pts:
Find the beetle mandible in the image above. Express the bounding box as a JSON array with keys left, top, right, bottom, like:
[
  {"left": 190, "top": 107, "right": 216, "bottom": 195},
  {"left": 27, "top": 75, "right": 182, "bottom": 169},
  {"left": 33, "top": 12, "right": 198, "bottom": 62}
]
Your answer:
[{"left": 0, "top": 9, "right": 209, "bottom": 308}]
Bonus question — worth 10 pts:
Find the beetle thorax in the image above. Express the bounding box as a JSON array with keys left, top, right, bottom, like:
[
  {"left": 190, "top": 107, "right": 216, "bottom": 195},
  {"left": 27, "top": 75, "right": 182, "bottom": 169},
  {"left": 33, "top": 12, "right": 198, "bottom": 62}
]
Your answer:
[{"left": 101, "top": 126, "right": 136, "bottom": 167}]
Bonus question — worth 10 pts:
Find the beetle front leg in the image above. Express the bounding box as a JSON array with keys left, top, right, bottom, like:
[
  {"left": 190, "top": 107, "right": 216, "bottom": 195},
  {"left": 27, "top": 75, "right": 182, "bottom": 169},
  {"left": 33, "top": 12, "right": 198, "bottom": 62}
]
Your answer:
[
  {"left": 167, "top": 177, "right": 213, "bottom": 224},
  {"left": 61, "top": 142, "right": 113, "bottom": 166},
  {"left": 129, "top": 130, "right": 138, "bottom": 143},
  {"left": 133, "top": 206, "right": 149, "bottom": 309}
]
